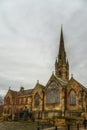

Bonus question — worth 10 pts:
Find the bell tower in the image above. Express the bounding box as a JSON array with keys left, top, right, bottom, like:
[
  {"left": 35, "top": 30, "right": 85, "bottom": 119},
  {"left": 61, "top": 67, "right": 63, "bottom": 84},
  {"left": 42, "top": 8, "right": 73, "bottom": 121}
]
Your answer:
[{"left": 55, "top": 27, "right": 69, "bottom": 81}]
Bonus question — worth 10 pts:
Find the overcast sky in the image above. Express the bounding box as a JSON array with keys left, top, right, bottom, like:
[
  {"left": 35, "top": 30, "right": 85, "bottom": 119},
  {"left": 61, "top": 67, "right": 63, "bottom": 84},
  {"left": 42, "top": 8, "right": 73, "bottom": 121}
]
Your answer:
[{"left": 0, "top": 0, "right": 87, "bottom": 96}]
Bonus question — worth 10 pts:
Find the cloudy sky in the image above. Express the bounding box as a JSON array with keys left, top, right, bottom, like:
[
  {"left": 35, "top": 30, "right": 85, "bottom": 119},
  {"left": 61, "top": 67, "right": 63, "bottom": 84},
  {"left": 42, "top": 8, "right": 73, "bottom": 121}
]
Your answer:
[{"left": 0, "top": 0, "right": 87, "bottom": 95}]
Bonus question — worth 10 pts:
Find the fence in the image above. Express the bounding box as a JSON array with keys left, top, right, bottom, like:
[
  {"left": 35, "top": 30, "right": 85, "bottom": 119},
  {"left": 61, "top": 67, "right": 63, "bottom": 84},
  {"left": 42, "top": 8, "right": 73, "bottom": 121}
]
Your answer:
[{"left": 37, "top": 122, "right": 87, "bottom": 130}]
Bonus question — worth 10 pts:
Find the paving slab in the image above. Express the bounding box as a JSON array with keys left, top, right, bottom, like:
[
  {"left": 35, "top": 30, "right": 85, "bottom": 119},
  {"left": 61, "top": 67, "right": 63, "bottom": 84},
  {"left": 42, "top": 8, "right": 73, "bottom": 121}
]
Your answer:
[
  {"left": 0, "top": 121, "right": 37, "bottom": 130},
  {"left": 43, "top": 126, "right": 87, "bottom": 130},
  {"left": 0, "top": 122, "right": 87, "bottom": 130}
]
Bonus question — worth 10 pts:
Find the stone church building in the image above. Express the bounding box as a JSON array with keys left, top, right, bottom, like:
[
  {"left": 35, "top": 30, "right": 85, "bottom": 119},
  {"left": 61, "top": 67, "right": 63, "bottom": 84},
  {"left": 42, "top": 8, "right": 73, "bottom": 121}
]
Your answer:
[{"left": 4, "top": 27, "right": 87, "bottom": 119}]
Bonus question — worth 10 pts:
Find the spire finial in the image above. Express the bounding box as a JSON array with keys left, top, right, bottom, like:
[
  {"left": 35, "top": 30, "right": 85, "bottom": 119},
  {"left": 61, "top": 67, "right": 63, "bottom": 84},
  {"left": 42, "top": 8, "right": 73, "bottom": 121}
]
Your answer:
[
  {"left": 60, "top": 25, "right": 64, "bottom": 43},
  {"left": 71, "top": 74, "right": 73, "bottom": 78},
  {"left": 37, "top": 80, "right": 39, "bottom": 84},
  {"left": 9, "top": 86, "right": 11, "bottom": 90},
  {"left": 52, "top": 71, "right": 54, "bottom": 75}
]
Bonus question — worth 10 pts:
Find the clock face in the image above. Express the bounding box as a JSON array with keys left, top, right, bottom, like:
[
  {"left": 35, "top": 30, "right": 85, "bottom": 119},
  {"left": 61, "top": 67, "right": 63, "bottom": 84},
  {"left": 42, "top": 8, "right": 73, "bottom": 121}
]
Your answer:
[{"left": 46, "top": 82, "right": 60, "bottom": 104}]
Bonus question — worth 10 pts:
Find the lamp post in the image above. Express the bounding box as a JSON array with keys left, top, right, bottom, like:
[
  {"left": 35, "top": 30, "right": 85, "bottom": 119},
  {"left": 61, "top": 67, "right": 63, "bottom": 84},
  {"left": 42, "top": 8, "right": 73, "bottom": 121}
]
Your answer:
[{"left": 42, "top": 90, "right": 45, "bottom": 111}]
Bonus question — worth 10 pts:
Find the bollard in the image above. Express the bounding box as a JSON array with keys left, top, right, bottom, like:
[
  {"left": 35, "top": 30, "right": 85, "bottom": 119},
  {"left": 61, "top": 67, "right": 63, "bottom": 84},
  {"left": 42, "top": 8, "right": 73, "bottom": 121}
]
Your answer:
[
  {"left": 84, "top": 124, "right": 86, "bottom": 129},
  {"left": 77, "top": 124, "right": 79, "bottom": 130},
  {"left": 55, "top": 126, "right": 57, "bottom": 130},
  {"left": 37, "top": 127, "right": 40, "bottom": 130},
  {"left": 83, "top": 121, "right": 86, "bottom": 129},
  {"left": 67, "top": 124, "right": 70, "bottom": 130}
]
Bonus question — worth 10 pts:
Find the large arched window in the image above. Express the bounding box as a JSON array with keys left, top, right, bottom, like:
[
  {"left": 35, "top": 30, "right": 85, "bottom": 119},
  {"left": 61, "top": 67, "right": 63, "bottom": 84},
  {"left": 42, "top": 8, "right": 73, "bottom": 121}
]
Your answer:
[
  {"left": 69, "top": 90, "right": 76, "bottom": 105},
  {"left": 34, "top": 93, "right": 40, "bottom": 107},
  {"left": 46, "top": 82, "right": 60, "bottom": 104}
]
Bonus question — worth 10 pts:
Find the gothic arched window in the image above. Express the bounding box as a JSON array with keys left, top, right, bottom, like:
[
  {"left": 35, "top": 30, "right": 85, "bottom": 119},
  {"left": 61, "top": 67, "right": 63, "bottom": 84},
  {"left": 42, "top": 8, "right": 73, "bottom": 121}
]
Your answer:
[
  {"left": 46, "top": 82, "right": 60, "bottom": 104},
  {"left": 69, "top": 90, "right": 76, "bottom": 105},
  {"left": 34, "top": 93, "right": 40, "bottom": 107}
]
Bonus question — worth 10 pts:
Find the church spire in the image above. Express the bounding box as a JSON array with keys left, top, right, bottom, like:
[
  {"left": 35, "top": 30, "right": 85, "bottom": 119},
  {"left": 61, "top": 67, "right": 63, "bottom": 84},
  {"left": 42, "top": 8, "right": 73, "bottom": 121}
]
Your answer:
[
  {"left": 60, "top": 26, "right": 64, "bottom": 44},
  {"left": 58, "top": 26, "right": 66, "bottom": 63},
  {"left": 55, "top": 26, "right": 69, "bottom": 81}
]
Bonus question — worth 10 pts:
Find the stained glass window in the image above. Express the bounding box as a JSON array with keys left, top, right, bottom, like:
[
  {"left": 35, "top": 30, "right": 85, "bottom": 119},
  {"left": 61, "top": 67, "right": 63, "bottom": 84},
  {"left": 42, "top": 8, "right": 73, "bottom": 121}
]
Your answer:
[
  {"left": 69, "top": 90, "right": 76, "bottom": 105},
  {"left": 46, "top": 82, "right": 60, "bottom": 104}
]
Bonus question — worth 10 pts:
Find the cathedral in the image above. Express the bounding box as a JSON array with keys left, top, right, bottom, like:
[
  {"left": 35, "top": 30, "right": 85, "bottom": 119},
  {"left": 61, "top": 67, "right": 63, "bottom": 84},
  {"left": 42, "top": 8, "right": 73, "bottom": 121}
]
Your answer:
[{"left": 4, "top": 27, "right": 87, "bottom": 119}]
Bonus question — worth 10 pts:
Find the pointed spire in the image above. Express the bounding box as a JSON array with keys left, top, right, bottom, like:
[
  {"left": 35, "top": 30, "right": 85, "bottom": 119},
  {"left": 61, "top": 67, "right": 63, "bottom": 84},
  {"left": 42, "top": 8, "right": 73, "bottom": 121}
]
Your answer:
[
  {"left": 71, "top": 74, "right": 73, "bottom": 78},
  {"left": 60, "top": 25, "right": 64, "bottom": 44},
  {"left": 9, "top": 86, "right": 11, "bottom": 90},
  {"left": 55, "top": 58, "right": 57, "bottom": 64},
  {"left": 52, "top": 71, "right": 54, "bottom": 75},
  {"left": 55, "top": 26, "right": 69, "bottom": 81},
  {"left": 37, "top": 80, "right": 39, "bottom": 84},
  {"left": 58, "top": 26, "right": 66, "bottom": 63},
  {"left": 67, "top": 59, "right": 69, "bottom": 67},
  {"left": 59, "top": 26, "right": 65, "bottom": 53}
]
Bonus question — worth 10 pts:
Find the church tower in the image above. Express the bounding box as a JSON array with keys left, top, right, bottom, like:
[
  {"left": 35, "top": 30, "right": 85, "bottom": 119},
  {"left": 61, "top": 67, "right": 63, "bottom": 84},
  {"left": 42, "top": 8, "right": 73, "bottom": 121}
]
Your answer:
[{"left": 55, "top": 27, "right": 69, "bottom": 81}]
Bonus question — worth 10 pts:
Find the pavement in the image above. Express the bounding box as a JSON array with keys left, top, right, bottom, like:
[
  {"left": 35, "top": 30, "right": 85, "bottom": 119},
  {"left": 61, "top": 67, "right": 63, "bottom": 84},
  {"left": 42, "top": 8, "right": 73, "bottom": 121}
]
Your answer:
[
  {"left": 0, "top": 121, "right": 37, "bottom": 130},
  {"left": 43, "top": 126, "right": 87, "bottom": 130},
  {"left": 0, "top": 121, "right": 87, "bottom": 130}
]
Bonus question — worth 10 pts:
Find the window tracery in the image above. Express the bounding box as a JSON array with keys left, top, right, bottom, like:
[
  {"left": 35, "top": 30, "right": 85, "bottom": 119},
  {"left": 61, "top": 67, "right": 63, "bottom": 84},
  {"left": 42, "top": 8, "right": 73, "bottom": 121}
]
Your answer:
[
  {"left": 46, "top": 82, "right": 60, "bottom": 104},
  {"left": 69, "top": 90, "right": 76, "bottom": 105}
]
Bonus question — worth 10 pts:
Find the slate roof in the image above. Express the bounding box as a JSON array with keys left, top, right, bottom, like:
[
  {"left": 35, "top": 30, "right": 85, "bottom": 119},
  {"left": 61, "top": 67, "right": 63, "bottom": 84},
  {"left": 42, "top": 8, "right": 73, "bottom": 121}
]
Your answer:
[
  {"left": 55, "top": 75, "right": 68, "bottom": 87},
  {"left": 71, "top": 77, "right": 87, "bottom": 92},
  {"left": 9, "top": 89, "right": 18, "bottom": 97},
  {"left": 38, "top": 83, "right": 45, "bottom": 89},
  {"left": 47, "top": 74, "right": 68, "bottom": 88},
  {"left": 18, "top": 89, "right": 33, "bottom": 96}
]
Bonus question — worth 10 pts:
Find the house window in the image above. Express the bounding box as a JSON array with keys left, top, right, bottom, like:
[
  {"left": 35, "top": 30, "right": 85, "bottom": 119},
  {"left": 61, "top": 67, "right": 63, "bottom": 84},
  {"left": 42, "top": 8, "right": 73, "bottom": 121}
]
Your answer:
[
  {"left": 25, "top": 97, "right": 28, "bottom": 104},
  {"left": 16, "top": 98, "right": 19, "bottom": 105},
  {"left": 46, "top": 82, "right": 60, "bottom": 104},
  {"left": 69, "top": 90, "right": 76, "bottom": 105},
  {"left": 6, "top": 97, "right": 10, "bottom": 104},
  {"left": 34, "top": 93, "right": 40, "bottom": 107},
  {"left": 21, "top": 97, "right": 23, "bottom": 104}
]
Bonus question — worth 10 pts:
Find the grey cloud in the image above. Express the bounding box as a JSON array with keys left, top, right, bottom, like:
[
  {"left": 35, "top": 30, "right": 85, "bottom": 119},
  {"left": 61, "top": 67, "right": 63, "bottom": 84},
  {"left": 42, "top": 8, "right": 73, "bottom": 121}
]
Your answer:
[{"left": 0, "top": 0, "right": 87, "bottom": 95}]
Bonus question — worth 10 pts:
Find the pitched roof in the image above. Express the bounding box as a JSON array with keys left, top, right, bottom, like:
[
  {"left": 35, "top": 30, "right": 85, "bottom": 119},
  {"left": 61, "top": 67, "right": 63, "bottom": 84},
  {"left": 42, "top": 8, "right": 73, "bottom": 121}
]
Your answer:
[
  {"left": 38, "top": 83, "right": 45, "bottom": 89},
  {"left": 45, "top": 73, "right": 68, "bottom": 90},
  {"left": 18, "top": 89, "right": 33, "bottom": 96},
  {"left": 55, "top": 75, "right": 68, "bottom": 87},
  {"left": 8, "top": 89, "right": 18, "bottom": 97},
  {"left": 70, "top": 77, "right": 87, "bottom": 92}
]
